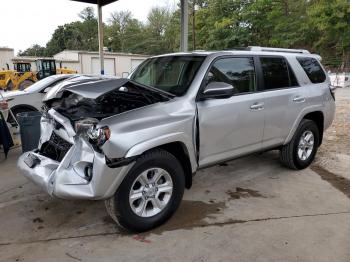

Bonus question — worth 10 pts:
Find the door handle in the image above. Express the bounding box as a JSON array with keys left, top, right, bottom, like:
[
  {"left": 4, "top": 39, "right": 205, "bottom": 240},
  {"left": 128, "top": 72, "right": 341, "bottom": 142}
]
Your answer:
[
  {"left": 250, "top": 102, "right": 264, "bottom": 110},
  {"left": 293, "top": 96, "right": 306, "bottom": 103}
]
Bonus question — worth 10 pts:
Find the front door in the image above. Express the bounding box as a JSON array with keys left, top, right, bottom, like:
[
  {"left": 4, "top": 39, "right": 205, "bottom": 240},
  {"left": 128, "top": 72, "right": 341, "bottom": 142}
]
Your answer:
[{"left": 197, "top": 56, "right": 265, "bottom": 167}]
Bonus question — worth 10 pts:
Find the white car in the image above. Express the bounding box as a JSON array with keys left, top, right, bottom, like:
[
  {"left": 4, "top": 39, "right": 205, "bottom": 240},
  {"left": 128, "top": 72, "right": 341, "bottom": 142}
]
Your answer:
[{"left": 0, "top": 74, "right": 77, "bottom": 123}]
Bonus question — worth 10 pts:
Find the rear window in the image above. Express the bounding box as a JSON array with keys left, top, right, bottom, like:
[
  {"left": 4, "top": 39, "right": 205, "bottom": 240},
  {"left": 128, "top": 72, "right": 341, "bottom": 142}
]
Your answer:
[
  {"left": 260, "top": 57, "right": 298, "bottom": 90},
  {"left": 297, "top": 57, "right": 326, "bottom": 84}
]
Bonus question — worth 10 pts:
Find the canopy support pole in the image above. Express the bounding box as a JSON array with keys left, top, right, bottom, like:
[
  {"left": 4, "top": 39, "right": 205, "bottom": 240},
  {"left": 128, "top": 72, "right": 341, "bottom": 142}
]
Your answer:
[
  {"left": 97, "top": 1, "right": 104, "bottom": 75},
  {"left": 180, "top": 0, "right": 188, "bottom": 52}
]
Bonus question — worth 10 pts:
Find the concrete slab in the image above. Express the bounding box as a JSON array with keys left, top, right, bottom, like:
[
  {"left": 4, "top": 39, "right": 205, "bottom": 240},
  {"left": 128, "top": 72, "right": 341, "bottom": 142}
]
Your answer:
[{"left": 0, "top": 89, "right": 349, "bottom": 261}]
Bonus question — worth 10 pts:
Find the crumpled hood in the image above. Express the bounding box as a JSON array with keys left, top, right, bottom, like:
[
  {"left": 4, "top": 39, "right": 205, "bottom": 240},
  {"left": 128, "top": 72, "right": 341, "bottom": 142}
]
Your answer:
[
  {"left": 44, "top": 76, "right": 174, "bottom": 102},
  {"left": 43, "top": 75, "right": 120, "bottom": 101},
  {"left": 43, "top": 76, "right": 172, "bottom": 121}
]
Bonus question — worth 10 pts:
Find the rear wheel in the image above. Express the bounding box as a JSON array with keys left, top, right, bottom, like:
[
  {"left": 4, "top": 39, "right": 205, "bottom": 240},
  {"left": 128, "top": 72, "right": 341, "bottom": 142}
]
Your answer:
[
  {"left": 280, "top": 119, "right": 320, "bottom": 170},
  {"left": 19, "top": 80, "right": 34, "bottom": 90},
  {"left": 105, "top": 149, "right": 185, "bottom": 232}
]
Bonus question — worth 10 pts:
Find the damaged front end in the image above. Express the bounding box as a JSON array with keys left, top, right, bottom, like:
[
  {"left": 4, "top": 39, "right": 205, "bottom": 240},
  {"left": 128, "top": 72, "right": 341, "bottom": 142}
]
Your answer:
[{"left": 17, "top": 78, "right": 170, "bottom": 200}]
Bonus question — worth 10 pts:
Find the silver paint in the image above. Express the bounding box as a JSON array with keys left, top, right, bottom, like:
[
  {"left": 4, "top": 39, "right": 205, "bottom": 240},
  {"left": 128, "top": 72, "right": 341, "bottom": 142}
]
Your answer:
[{"left": 18, "top": 50, "right": 335, "bottom": 200}]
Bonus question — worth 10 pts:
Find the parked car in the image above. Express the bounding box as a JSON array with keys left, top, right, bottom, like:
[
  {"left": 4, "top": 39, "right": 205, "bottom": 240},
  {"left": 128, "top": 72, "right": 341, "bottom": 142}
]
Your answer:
[
  {"left": 18, "top": 47, "right": 336, "bottom": 232},
  {"left": 0, "top": 74, "right": 77, "bottom": 124}
]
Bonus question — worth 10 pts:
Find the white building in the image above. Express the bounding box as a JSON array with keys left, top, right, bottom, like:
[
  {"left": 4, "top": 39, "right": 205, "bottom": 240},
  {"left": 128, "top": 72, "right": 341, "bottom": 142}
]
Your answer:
[
  {"left": 54, "top": 50, "right": 149, "bottom": 77},
  {"left": 0, "top": 47, "right": 14, "bottom": 70}
]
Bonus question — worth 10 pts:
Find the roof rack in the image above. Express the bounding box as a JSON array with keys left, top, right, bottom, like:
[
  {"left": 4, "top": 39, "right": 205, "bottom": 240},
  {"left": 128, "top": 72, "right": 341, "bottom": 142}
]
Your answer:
[{"left": 247, "top": 46, "right": 310, "bottom": 54}]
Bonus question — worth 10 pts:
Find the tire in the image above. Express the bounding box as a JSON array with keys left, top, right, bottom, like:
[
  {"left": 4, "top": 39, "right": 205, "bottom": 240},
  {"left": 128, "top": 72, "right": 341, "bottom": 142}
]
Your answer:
[
  {"left": 6, "top": 81, "right": 13, "bottom": 91},
  {"left": 19, "top": 80, "right": 34, "bottom": 90},
  {"left": 105, "top": 149, "right": 185, "bottom": 232},
  {"left": 280, "top": 119, "right": 320, "bottom": 170}
]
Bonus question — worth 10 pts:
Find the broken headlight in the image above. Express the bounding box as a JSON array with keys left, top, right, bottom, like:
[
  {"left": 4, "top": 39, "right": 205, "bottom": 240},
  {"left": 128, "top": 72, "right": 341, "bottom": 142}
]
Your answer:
[
  {"left": 75, "top": 118, "right": 110, "bottom": 146},
  {"left": 87, "top": 126, "right": 111, "bottom": 146}
]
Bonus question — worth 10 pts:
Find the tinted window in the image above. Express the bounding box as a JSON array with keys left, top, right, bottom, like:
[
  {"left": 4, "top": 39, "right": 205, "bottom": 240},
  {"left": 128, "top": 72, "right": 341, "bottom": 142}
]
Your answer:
[
  {"left": 131, "top": 56, "right": 205, "bottom": 96},
  {"left": 297, "top": 57, "right": 326, "bottom": 83},
  {"left": 260, "top": 57, "right": 298, "bottom": 90},
  {"left": 206, "top": 57, "right": 256, "bottom": 94}
]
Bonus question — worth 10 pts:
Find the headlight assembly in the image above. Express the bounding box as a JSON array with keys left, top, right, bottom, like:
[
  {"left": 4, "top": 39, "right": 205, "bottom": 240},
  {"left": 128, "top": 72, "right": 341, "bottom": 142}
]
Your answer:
[{"left": 75, "top": 118, "right": 110, "bottom": 146}]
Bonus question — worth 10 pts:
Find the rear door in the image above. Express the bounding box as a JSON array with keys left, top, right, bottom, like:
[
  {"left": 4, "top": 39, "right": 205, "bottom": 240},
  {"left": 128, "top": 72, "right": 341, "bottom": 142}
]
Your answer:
[
  {"left": 259, "top": 56, "right": 306, "bottom": 148},
  {"left": 197, "top": 56, "right": 265, "bottom": 167}
]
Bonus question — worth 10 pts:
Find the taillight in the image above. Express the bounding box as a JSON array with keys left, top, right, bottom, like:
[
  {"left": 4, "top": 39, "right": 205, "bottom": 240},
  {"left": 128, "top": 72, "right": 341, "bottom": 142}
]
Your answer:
[{"left": 0, "top": 101, "right": 8, "bottom": 110}]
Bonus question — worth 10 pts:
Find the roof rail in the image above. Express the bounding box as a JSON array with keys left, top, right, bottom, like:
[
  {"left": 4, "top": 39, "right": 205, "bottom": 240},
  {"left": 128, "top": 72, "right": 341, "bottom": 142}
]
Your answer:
[{"left": 248, "top": 46, "right": 310, "bottom": 54}]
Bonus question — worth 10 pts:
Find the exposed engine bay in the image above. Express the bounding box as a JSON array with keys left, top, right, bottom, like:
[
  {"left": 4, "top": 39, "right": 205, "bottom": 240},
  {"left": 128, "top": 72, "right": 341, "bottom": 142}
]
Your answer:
[{"left": 44, "top": 81, "right": 170, "bottom": 121}]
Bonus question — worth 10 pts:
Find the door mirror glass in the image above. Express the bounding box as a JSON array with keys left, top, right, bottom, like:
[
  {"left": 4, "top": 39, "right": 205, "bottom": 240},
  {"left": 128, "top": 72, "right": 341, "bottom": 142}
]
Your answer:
[{"left": 201, "top": 82, "right": 235, "bottom": 100}]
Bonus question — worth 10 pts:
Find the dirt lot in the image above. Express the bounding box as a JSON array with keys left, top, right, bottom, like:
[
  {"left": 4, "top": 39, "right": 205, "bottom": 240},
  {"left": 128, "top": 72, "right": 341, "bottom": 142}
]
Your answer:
[{"left": 0, "top": 89, "right": 350, "bottom": 262}]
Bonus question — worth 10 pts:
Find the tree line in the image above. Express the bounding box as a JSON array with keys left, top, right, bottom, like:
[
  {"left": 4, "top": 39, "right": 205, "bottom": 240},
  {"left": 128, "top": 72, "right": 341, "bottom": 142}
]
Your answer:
[{"left": 19, "top": 0, "right": 350, "bottom": 69}]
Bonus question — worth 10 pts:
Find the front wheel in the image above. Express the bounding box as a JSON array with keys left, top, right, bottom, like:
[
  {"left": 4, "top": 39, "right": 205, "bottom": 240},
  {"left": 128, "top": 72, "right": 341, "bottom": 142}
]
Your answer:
[
  {"left": 105, "top": 149, "right": 185, "bottom": 232},
  {"left": 280, "top": 119, "right": 320, "bottom": 170}
]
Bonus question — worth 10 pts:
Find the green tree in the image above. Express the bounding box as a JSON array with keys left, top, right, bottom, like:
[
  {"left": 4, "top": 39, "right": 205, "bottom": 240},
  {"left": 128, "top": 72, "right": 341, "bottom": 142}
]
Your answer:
[
  {"left": 105, "top": 11, "right": 145, "bottom": 53},
  {"left": 18, "top": 44, "right": 46, "bottom": 56}
]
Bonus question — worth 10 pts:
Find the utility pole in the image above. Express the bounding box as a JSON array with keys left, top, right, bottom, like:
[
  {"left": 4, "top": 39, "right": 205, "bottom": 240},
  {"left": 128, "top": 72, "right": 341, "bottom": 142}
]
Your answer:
[{"left": 192, "top": 0, "right": 196, "bottom": 51}]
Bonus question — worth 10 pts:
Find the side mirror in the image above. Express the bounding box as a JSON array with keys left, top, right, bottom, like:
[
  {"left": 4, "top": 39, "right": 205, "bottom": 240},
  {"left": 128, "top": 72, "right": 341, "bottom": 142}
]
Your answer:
[{"left": 200, "top": 82, "right": 235, "bottom": 100}]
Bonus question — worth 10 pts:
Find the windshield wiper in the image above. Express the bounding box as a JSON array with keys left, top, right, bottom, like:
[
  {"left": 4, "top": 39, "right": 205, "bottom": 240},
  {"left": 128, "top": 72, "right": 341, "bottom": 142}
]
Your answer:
[{"left": 129, "top": 80, "right": 176, "bottom": 99}]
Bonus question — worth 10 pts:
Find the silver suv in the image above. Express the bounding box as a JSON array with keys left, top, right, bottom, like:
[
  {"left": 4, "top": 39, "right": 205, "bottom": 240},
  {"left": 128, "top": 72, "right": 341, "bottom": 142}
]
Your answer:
[{"left": 18, "top": 47, "right": 335, "bottom": 232}]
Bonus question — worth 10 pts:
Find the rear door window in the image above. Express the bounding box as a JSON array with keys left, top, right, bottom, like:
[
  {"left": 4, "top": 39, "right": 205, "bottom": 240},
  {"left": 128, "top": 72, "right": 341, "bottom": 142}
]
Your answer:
[
  {"left": 297, "top": 57, "right": 326, "bottom": 83},
  {"left": 260, "top": 57, "right": 298, "bottom": 90}
]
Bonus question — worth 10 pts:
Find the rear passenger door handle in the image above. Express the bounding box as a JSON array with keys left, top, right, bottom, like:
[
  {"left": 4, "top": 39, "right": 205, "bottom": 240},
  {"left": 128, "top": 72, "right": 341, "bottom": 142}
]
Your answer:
[
  {"left": 293, "top": 96, "right": 306, "bottom": 103},
  {"left": 250, "top": 102, "right": 264, "bottom": 111}
]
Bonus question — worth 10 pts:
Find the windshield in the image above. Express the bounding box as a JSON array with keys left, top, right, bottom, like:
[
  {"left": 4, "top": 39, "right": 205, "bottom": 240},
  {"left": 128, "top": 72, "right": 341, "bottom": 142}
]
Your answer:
[
  {"left": 25, "top": 76, "right": 68, "bottom": 93},
  {"left": 131, "top": 56, "right": 205, "bottom": 96}
]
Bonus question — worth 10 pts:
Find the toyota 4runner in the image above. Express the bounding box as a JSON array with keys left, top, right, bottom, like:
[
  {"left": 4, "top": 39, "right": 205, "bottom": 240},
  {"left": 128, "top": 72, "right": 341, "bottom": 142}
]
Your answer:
[{"left": 18, "top": 47, "right": 336, "bottom": 232}]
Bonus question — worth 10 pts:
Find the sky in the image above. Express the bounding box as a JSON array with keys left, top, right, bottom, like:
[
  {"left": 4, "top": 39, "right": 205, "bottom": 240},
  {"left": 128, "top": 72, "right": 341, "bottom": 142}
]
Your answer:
[{"left": 0, "top": 0, "right": 177, "bottom": 54}]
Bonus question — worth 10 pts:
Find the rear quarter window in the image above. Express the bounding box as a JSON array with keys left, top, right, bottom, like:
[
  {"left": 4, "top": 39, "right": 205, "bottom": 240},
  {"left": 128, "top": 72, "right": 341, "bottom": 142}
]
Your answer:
[{"left": 297, "top": 57, "right": 326, "bottom": 84}]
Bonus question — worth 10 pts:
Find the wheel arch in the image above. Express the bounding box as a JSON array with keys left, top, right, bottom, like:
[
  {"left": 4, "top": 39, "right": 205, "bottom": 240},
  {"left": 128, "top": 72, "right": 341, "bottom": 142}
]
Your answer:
[
  {"left": 154, "top": 142, "right": 194, "bottom": 189},
  {"left": 285, "top": 110, "right": 324, "bottom": 146},
  {"left": 11, "top": 104, "right": 39, "bottom": 113},
  {"left": 125, "top": 138, "right": 196, "bottom": 189},
  {"left": 303, "top": 111, "right": 324, "bottom": 146}
]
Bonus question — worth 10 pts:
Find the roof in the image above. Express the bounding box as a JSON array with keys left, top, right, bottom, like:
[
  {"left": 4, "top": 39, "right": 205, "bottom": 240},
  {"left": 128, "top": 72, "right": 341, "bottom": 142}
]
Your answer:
[
  {"left": 0, "top": 47, "right": 14, "bottom": 51},
  {"left": 154, "top": 47, "right": 320, "bottom": 59},
  {"left": 70, "top": 0, "right": 118, "bottom": 6},
  {"left": 12, "top": 56, "right": 56, "bottom": 62}
]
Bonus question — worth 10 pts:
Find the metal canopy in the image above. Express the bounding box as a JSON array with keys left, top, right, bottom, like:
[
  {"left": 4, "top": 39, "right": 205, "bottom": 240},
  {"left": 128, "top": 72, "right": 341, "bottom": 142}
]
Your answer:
[{"left": 71, "top": 0, "right": 117, "bottom": 7}]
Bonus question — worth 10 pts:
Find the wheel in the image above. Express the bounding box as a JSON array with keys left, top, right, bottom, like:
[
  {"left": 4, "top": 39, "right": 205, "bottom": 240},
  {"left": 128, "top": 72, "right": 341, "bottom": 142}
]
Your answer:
[
  {"left": 6, "top": 81, "right": 13, "bottom": 91},
  {"left": 280, "top": 119, "right": 320, "bottom": 170},
  {"left": 105, "top": 149, "right": 185, "bottom": 232},
  {"left": 19, "top": 80, "right": 34, "bottom": 90}
]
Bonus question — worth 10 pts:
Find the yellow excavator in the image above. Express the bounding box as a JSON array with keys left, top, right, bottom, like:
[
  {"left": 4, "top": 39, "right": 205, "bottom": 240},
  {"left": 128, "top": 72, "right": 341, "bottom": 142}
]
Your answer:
[
  {"left": 0, "top": 60, "right": 37, "bottom": 91},
  {"left": 0, "top": 58, "right": 77, "bottom": 91}
]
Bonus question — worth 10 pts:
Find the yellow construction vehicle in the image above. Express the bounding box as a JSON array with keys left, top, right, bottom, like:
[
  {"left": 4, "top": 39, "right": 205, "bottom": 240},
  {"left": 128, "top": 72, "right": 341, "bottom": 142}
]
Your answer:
[
  {"left": 35, "top": 59, "right": 77, "bottom": 80},
  {"left": 0, "top": 58, "right": 76, "bottom": 91},
  {"left": 0, "top": 61, "right": 37, "bottom": 91}
]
